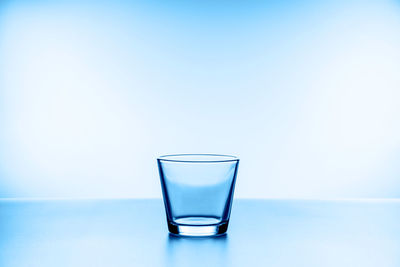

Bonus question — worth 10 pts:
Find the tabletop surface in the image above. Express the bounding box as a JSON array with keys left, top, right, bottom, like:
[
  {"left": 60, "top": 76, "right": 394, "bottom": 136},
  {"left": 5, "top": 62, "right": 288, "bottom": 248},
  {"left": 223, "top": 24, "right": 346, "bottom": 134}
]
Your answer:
[{"left": 0, "top": 199, "right": 399, "bottom": 267}]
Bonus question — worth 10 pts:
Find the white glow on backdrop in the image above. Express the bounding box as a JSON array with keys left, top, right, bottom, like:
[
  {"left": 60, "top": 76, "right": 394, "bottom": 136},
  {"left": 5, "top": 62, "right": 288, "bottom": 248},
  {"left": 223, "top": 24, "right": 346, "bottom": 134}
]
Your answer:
[{"left": 0, "top": 0, "right": 400, "bottom": 198}]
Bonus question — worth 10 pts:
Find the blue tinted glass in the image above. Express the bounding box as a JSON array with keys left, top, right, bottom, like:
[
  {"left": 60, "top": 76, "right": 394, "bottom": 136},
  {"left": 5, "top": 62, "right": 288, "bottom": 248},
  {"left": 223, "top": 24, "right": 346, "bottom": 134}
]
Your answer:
[{"left": 158, "top": 154, "right": 239, "bottom": 236}]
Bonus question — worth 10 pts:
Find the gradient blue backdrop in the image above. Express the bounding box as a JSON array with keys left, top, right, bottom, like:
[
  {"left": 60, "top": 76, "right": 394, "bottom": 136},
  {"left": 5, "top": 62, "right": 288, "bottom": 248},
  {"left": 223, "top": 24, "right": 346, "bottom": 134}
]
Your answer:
[{"left": 1, "top": 0, "right": 400, "bottom": 198}]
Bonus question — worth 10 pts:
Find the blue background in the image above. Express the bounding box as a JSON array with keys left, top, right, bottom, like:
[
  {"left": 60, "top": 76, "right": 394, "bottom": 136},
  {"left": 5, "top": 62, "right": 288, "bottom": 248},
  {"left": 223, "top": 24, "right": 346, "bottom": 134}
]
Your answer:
[{"left": 1, "top": 0, "right": 400, "bottom": 198}]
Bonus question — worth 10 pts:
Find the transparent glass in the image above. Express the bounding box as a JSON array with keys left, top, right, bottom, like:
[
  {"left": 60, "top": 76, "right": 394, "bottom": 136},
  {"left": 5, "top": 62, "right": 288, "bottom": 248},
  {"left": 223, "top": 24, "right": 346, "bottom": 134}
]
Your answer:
[{"left": 158, "top": 154, "right": 239, "bottom": 236}]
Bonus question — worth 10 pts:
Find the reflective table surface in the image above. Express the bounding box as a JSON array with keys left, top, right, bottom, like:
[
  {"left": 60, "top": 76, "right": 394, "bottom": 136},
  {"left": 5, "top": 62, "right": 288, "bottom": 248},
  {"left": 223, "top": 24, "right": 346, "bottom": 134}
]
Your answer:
[{"left": 0, "top": 199, "right": 399, "bottom": 267}]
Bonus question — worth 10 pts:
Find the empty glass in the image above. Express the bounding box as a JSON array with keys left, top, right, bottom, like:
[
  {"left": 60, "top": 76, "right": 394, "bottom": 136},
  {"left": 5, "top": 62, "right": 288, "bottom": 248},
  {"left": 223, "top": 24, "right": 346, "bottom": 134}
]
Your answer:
[{"left": 157, "top": 154, "right": 239, "bottom": 236}]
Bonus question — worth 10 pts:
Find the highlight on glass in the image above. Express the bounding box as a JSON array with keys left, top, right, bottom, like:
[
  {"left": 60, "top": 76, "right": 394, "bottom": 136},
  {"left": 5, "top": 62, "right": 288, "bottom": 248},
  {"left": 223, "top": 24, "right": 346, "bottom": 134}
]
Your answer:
[{"left": 157, "top": 154, "right": 239, "bottom": 236}]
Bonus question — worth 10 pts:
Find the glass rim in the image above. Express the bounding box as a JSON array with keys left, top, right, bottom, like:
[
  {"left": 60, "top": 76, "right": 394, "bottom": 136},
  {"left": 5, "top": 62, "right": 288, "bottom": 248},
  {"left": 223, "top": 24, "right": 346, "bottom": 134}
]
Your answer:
[{"left": 157, "top": 154, "right": 239, "bottom": 163}]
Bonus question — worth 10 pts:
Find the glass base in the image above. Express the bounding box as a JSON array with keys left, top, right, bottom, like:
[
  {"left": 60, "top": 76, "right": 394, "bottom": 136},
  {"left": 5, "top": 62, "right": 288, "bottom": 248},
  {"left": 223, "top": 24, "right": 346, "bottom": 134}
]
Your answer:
[{"left": 167, "top": 219, "right": 229, "bottom": 237}]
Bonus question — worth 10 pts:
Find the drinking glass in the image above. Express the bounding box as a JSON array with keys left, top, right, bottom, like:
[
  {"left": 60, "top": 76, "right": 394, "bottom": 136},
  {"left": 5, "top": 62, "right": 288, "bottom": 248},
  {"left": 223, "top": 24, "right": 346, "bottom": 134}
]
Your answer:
[{"left": 157, "top": 154, "right": 239, "bottom": 236}]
